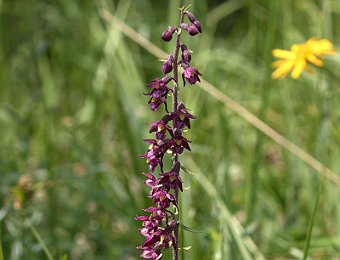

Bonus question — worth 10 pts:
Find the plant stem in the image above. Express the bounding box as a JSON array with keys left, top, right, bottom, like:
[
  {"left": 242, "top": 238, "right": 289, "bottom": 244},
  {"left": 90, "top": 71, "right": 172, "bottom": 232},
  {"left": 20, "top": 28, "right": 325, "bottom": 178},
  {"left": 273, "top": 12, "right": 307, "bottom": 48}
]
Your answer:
[
  {"left": 28, "top": 222, "right": 54, "bottom": 260},
  {"left": 0, "top": 239, "right": 4, "bottom": 260},
  {"left": 172, "top": 8, "right": 185, "bottom": 260},
  {"left": 303, "top": 181, "right": 322, "bottom": 260}
]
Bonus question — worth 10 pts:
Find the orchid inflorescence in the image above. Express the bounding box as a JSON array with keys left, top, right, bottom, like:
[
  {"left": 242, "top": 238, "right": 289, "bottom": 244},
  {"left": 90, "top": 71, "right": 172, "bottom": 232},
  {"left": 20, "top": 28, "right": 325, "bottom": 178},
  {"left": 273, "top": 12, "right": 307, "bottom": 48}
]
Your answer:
[{"left": 136, "top": 6, "right": 202, "bottom": 260}]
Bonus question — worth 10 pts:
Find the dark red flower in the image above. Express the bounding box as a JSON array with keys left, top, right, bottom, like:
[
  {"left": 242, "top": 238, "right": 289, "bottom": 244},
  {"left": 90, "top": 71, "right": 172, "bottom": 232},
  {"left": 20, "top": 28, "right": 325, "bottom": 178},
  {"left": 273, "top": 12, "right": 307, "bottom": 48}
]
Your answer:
[
  {"left": 140, "top": 139, "right": 171, "bottom": 172},
  {"left": 169, "top": 129, "right": 191, "bottom": 154},
  {"left": 145, "top": 90, "right": 167, "bottom": 111},
  {"left": 143, "top": 173, "right": 159, "bottom": 188},
  {"left": 139, "top": 247, "right": 161, "bottom": 260},
  {"left": 148, "top": 114, "right": 173, "bottom": 140},
  {"left": 173, "top": 102, "right": 196, "bottom": 129},
  {"left": 160, "top": 162, "right": 183, "bottom": 192},
  {"left": 182, "top": 66, "right": 202, "bottom": 85},
  {"left": 144, "top": 77, "right": 173, "bottom": 111}
]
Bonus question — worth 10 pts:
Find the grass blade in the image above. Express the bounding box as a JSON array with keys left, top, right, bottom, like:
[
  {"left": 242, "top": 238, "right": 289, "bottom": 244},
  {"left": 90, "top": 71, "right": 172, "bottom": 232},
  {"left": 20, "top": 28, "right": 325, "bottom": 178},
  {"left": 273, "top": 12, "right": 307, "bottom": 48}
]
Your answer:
[
  {"left": 0, "top": 238, "right": 4, "bottom": 260},
  {"left": 187, "top": 157, "right": 265, "bottom": 260},
  {"left": 303, "top": 183, "right": 322, "bottom": 260},
  {"left": 28, "top": 222, "right": 54, "bottom": 260}
]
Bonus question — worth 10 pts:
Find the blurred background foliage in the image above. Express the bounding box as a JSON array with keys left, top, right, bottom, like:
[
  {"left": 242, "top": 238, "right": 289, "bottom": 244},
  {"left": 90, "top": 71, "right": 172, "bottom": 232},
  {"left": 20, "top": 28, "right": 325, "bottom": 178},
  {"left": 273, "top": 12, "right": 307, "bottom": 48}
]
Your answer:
[{"left": 1, "top": 0, "right": 340, "bottom": 259}]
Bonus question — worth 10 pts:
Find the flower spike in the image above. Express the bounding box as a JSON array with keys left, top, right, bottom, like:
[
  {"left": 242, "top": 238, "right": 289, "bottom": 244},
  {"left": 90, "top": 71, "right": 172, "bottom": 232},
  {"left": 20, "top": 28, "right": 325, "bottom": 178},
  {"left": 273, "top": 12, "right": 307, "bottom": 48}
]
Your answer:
[{"left": 138, "top": 7, "right": 201, "bottom": 259}]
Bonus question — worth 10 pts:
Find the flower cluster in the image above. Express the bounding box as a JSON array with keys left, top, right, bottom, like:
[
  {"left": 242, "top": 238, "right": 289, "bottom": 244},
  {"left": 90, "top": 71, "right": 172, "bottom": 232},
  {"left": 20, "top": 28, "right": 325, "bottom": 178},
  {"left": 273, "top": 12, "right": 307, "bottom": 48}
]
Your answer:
[
  {"left": 272, "top": 38, "right": 335, "bottom": 79},
  {"left": 137, "top": 8, "right": 202, "bottom": 260},
  {"left": 144, "top": 76, "right": 173, "bottom": 111}
]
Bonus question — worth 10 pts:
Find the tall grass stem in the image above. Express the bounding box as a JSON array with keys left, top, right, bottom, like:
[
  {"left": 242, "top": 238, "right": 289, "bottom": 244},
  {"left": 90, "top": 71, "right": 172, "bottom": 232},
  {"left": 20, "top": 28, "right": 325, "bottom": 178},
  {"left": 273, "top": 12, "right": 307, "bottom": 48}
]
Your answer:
[
  {"left": 28, "top": 222, "right": 54, "bottom": 260},
  {"left": 0, "top": 238, "right": 4, "bottom": 260},
  {"left": 302, "top": 182, "right": 322, "bottom": 260}
]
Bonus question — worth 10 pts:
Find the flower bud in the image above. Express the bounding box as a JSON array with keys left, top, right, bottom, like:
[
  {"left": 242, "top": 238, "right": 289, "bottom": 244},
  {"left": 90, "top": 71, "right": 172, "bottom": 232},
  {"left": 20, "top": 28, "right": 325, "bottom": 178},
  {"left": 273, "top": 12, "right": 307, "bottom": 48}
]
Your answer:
[
  {"left": 181, "top": 23, "right": 199, "bottom": 36},
  {"left": 161, "top": 26, "right": 177, "bottom": 42},
  {"left": 161, "top": 75, "right": 173, "bottom": 85},
  {"left": 184, "top": 11, "right": 197, "bottom": 23},
  {"left": 162, "top": 55, "right": 174, "bottom": 74},
  {"left": 184, "top": 11, "right": 202, "bottom": 33},
  {"left": 193, "top": 20, "right": 202, "bottom": 33},
  {"left": 187, "top": 24, "right": 200, "bottom": 36},
  {"left": 180, "top": 23, "right": 189, "bottom": 30},
  {"left": 181, "top": 44, "right": 191, "bottom": 63}
]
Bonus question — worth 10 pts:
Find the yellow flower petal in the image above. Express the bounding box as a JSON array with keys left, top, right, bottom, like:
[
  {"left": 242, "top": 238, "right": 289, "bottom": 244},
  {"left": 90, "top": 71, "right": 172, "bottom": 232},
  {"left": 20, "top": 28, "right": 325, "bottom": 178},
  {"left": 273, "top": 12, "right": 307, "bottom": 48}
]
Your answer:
[
  {"left": 271, "top": 60, "right": 286, "bottom": 68},
  {"left": 291, "top": 43, "right": 305, "bottom": 52},
  {"left": 291, "top": 58, "right": 307, "bottom": 79},
  {"left": 271, "top": 60, "right": 295, "bottom": 79},
  {"left": 272, "top": 49, "right": 296, "bottom": 59},
  {"left": 306, "top": 53, "right": 323, "bottom": 67},
  {"left": 306, "top": 38, "right": 335, "bottom": 55},
  {"left": 271, "top": 37, "right": 335, "bottom": 80}
]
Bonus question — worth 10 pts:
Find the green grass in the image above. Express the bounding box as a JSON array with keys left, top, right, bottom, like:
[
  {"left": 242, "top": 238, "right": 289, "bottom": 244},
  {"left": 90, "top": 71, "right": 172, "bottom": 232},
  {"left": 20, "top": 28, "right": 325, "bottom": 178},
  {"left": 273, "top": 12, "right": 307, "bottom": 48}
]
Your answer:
[
  {"left": 0, "top": 239, "right": 4, "bottom": 260},
  {"left": 1, "top": 0, "right": 340, "bottom": 259}
]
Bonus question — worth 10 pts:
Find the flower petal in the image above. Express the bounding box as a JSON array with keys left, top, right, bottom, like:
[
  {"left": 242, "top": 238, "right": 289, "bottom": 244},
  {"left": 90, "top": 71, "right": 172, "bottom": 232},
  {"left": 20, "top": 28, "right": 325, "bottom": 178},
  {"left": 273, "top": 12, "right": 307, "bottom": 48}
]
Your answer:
[
  {"left": 307, "top": 38, "right": 335, "bottom": 55},
  {"left": 306, "top": 53, "right": 324, "bottom": 67},
  {"left": 291, "top": 58, "right": 307, "bottom": 79},
  {"left": 272, "top": 49, "right": 296, "bottom": 59},
  {"left": 271, "top": 60, "right": 295, "bottom": 79}
]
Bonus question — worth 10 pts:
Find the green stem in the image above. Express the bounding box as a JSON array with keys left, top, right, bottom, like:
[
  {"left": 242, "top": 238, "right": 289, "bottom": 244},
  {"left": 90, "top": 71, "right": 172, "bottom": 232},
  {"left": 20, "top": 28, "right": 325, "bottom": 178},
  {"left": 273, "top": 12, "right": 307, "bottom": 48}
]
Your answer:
[
  {"left": 28, "top": 222, "right": 54, "bottom": 260},
  {"left": 303, "top": 182, "right": 322, "bottom": 260},
  {"left": 172, "top": 7, "right": 185, "bottom": 260},
  {"left": 0, "top": 238, "right": 4, "bottom": 260}
]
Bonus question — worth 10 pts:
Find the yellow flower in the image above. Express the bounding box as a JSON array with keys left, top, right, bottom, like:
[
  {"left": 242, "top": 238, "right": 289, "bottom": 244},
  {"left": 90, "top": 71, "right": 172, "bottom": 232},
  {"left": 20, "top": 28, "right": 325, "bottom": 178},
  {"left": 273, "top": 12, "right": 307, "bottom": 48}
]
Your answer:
[{"left": 271, "top": 38, "right": 335, "bottom": 79}]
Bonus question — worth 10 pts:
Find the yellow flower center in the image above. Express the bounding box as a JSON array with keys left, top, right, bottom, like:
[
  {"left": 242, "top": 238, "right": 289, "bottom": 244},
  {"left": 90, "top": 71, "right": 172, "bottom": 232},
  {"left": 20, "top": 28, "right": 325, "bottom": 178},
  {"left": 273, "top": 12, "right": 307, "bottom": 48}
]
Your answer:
[
  {"left": 157, "top": 124, "right": 164, "bottom": 132},
  {"left": 179, "top": 113, "right": 185, "bottom": 121}
]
